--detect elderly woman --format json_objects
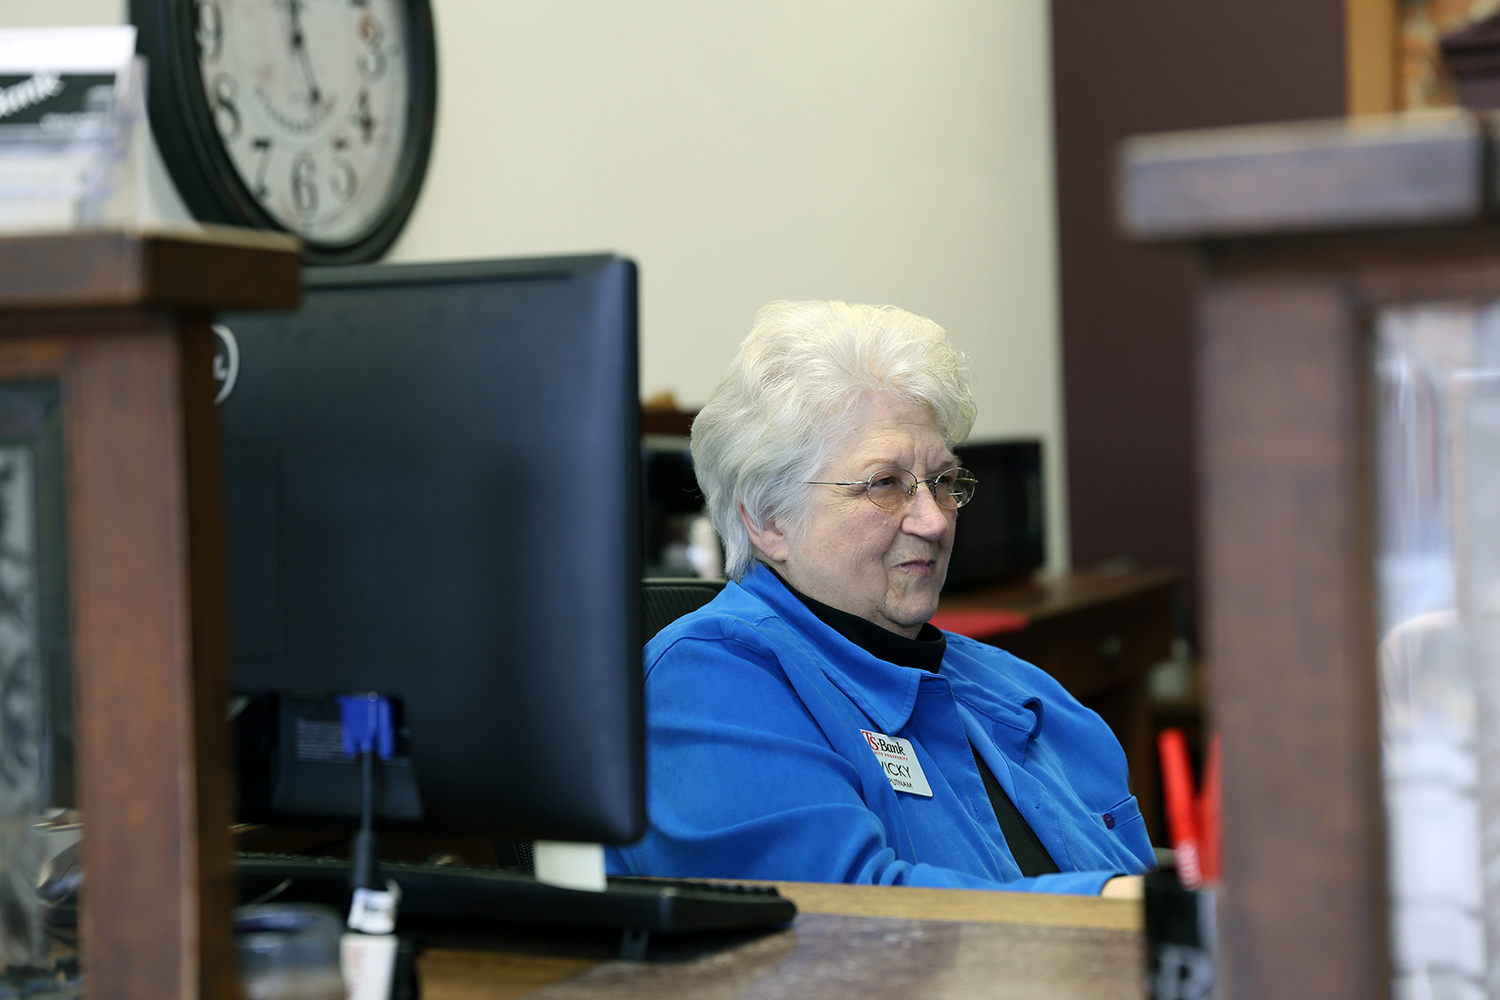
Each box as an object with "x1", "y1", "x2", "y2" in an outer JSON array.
[{"x1": 607, "y1": 300, "x2": 1154, "y2": 895}]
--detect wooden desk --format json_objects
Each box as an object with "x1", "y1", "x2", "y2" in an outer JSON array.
[
  {"x1": 937, "y1": 568, "x2": 1180, "y2": 843},
  {"x1": 415, "y1": 882, "x2": 1145, "y2": 1000}
]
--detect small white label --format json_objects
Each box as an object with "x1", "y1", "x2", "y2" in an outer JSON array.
[{"x1": 860, "y1": 729, "x2": 933, "y2": 797}]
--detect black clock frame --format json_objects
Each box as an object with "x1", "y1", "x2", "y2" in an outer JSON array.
[{"x1": 130, "y1": 0, "x2": 438, "y2": 265}]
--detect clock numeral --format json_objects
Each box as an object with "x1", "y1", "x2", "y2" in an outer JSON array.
[
  {"x1": 196, "y1": 1, "x2": 224, "y2": 62},
  {"x1": 250, "y1": 138, "x2": 273, "y2": 198},
  {"x1": 331, "y1": 159, "x2": 358, "y2": 202},
  {"x1": 292, "y1": 153, "x2": 319, "y2": 216},
  {"x1": 351, "y1": 89, "x2": 376, "y2": 144},
  {"x1": 210, "y1": 74, "x2": 241, "y2": 141},
  {"x1": 357, "y1": 16, "x2": 387, "y2": 81}
]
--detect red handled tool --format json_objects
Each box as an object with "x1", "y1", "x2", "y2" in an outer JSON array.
[{"x1": 1158, "y1": 727, "x2": 1219, "y2": 888}]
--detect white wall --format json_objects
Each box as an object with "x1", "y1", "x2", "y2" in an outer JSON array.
[{"x1": 0, "y1": 0, "x2": 1070, "y2": 569}]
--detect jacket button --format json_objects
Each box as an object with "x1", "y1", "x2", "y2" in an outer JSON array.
[{"x1": 1102, "y1": 812, "x2": 1116, "y2": 829}]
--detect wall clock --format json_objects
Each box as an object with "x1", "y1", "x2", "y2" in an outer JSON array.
[{"x1": 130, "y1": 0, "x2": 437, "y2": 265}]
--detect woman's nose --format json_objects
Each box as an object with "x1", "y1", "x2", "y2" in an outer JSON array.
[{"x1": 902, "y1": 485, "x2": 952, "y2": 539}]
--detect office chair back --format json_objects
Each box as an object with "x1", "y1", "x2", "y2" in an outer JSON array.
[{"x1": 642, "y1": 578, "x2": 726, "y2": 642}]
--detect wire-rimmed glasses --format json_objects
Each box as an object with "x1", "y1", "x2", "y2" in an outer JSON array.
[{"x1": 806, "y1": 467, "x2": 978, "y2": 511}]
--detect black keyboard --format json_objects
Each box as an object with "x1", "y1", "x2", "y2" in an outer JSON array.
[{"x1": 237, "y1": 852, "x2": 796, "y2": 954}]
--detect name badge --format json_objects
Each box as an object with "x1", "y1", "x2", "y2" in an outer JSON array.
[{"x1": 860, "y1": 729, "x2": 933, "y2": 797}]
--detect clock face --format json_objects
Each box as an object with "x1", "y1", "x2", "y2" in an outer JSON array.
[
  {"x1": 195, "y1": 0, "x2": 412, "y2": 247},
  {"x1": 132, "y1": 0, "x2": 435, "y2": 263}
]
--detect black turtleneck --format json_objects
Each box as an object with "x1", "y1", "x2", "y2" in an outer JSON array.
[
  {"x1": 769, "y1": 566, "x2": 1060, "y2": 877},
  {"x1": 779, "y1": 578, "x2": 948, "y2": 671}
]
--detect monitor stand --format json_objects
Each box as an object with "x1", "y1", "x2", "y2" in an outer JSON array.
[{"x1": 533, "y1": 840, "x2": 606, "y2": 892}]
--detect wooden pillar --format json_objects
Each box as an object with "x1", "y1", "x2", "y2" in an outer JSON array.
[
  {"x1": 1347, "y1": 0, "x2": 1401, "y2": 115},
  {"x1": 1118, "y1": 111, "x2": 1500, "y2": 999},
  {"x1": 0, "y1": 231, "x2": 300, "y2": 999},
  {"x1": 1197, "y1": 267, "x2": 1386, "y2": 1000}
]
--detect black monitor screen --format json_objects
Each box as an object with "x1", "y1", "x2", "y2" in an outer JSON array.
[
  {"x1": 944, "y1": 439, "x2": 1045, "y2": 591},
  {"x1": 217, "y1": 255, "x2": 643, "y2": 845}
]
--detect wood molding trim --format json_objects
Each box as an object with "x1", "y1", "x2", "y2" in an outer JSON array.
[{"x1": 1348, "y1": 0, "x2": 1401, "y2": 114}]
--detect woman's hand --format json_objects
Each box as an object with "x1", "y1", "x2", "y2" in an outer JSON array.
[{"x1": 1100, "y1": 875, "x2": 1144, "y2": 900}]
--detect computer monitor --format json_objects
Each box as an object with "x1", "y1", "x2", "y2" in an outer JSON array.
[
  {"x1": 217, "y1": 254, "x2": 644, "y2": 847},
  {"x1": 944, "y1": 439, "x2": 1046, "y2": 591}
]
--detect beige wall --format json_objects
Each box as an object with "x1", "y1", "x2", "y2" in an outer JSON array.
[{"x1": 2, "y1": 0, "x2": 1070, "y2": 569}]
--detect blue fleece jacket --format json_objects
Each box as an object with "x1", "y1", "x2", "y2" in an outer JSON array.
[{"x1": 606, "y1": 564, "x2": 1156, "y2": 894}]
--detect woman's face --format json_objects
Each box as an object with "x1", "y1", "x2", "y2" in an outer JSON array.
[{"x1": 745, "y1": 395, "x2": 957, "y2": 638}]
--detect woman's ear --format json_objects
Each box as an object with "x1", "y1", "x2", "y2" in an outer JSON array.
[{"x1": 739, "y1": 502, "x2": 788, "y2": 564}]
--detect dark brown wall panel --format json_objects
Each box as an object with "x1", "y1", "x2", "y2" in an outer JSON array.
[{"x1": 1050, "y1": 0, "x2": 1346, "y2": 643}]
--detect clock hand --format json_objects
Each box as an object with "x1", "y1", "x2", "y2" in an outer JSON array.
[{"x1": 286, "y1": 0, "x2": 322, "y2": 106}]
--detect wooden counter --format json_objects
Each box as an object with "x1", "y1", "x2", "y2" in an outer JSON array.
[{"x1": 415, "y1": 882, "x2": 1145, "y2": 1000}]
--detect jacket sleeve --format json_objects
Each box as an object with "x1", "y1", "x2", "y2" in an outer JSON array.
[{"x1": 605, "y1": 631, "x2": 1131, "y2": 895}]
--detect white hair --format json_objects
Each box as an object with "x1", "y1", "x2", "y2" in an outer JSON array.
[{"x1": 691, "y1": 300, "x2": 976, "y2": 580}]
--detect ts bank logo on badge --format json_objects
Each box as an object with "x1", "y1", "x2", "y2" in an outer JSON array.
[{"x1": 860, "y1": 730, "x2": 934, "y2": 797}]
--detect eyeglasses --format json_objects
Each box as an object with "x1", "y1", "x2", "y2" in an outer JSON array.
[{"x1": 806, "y1": 467, "x2": 978, "y2": 511}]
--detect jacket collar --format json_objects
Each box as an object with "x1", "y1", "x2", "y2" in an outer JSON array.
[
  {"x1": 764, "y1": 565, "x2": 947, "y2": 671},
  {"x1": 739, "y1": 563, "x2": 932, "y2": 733}
]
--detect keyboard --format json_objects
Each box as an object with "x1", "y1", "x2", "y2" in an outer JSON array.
[{"x1": 237, "y1": 852, "x2": 797, "y2": 953}]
